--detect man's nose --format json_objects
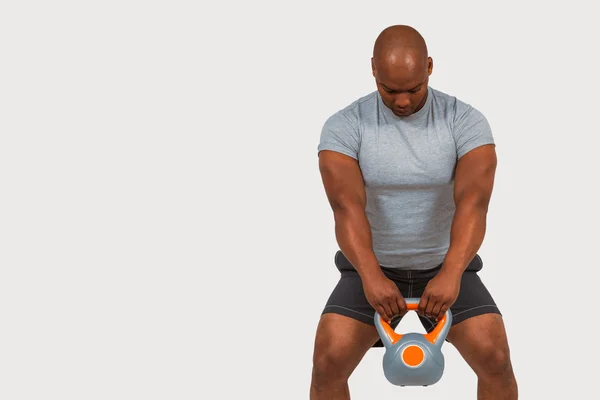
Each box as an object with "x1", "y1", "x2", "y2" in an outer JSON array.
[{"x1": 394, "y1": 94, "x2": 411, "y2": 108}]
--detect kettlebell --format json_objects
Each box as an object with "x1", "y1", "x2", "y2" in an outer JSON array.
[{"x1": 374, "y1": 298, "x2": 452, "y2": 387}]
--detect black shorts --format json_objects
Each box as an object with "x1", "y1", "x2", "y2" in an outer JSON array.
[{"x1": 322, "y1": 250, "x2": 501, "y2": 347}]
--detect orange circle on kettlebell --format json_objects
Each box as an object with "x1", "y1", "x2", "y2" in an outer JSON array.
[{"x1": 402, "y1": 345, "x2": 425, "y2": 367}]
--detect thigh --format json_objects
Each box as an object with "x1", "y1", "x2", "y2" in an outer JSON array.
[
  {"x1": 312, "y1": 313, "x2": 381, "y2": 378},
  {"x1": 445, "y1": 313, "x2": 512, "y2": 375},
  {"x1": 446, "y1": 312, "x2": 508, "y2": 347}
]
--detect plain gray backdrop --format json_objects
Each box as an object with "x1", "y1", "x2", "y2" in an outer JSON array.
[{"x1": 1, "y1": 1, "x2": 599, "y2": 399}]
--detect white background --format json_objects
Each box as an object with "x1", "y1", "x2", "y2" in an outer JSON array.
[{"x1": 1, "y1": 1, "x2": 599, "y2": 399}]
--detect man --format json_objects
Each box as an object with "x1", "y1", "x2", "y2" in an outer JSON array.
[{"x1": 311, "y1": 25, "x2": 518, "y2": 399}]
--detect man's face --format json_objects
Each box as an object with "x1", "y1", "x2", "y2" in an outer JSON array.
[{"x1": 372, "y1": 57, "x2": 432, "y2": 117}]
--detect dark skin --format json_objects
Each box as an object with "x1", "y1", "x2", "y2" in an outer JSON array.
[
  {"x1": 323, "y1": 25, "x2": 496, "y2": 324},
  {"x1": 313, "y1": 25, "x2": 516, "y2": 400},
  {"x1": 372, "y1": 25, "x2": 431, "y2": 118}
]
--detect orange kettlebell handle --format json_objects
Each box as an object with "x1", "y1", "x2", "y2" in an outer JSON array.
[{"x1": 378, "y1": 302, "x2": 449, "y2": 345}]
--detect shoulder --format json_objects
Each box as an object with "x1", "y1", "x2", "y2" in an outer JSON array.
[
  {"x1": 429, "y1": 87, "x2": 488, "y2": 127},
  {"x1": 323, "y1": 91, "x2": 378, "y2": 129},
  {"x1": 429, "y1": 88, "x2": 494, "y2": 157},
  {"x1": 318, "y1": 93, "x2": 378, "y2": 158}
]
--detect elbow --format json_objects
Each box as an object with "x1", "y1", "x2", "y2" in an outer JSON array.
[
  {"x1": 329, "y1": 197, "x2": 365, "y2": 217},
  {"x1": 331, "y1": 202, "x2": 359, "y2": 215},
  {"x1": 455, "y1": 192, "x2": 491, "y2": 213}
]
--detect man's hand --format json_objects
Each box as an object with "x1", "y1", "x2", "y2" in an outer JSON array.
[
  {"x1": 363, "y1": 274, "x2": 408, "y2": 324},
  {"x1": 418, "y1": 270, "x2": 462, "y2": 321}
]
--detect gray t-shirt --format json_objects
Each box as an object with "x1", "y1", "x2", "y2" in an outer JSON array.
[{"x1": 317, "y1": 87, "x2": 495, "y2": 270}]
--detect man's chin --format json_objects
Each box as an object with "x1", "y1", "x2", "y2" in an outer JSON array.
[{"x1": 393, "y1": 109, "x2": 412, "y2": 117}]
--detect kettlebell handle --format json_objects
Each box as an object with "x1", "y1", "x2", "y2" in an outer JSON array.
[{"x1": 374, "y1": 298, "x2": 452, "y2": 349}]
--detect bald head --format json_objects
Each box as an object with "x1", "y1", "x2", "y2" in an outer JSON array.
[
  {"x1": 371, "y1": 25, "x2": 432, "y2": 118},
  {"x1": 372, "y1": 25, "x2": 428, "y2": 72}
]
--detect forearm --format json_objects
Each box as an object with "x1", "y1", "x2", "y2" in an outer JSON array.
[
  {"x1": 333, "y1": 206, "x2": 384, "y2": 280},
  {"x1": 441, "y1": 196, "x2": 488, "y2": 275}
]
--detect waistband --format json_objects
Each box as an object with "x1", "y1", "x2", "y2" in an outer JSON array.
[{"x1": 334, "y1": 250, "x2": 482, "y2": 279}]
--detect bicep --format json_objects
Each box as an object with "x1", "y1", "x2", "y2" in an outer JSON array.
[
  {"x1": 454, "y1": 144, "x2": 497, "y2": 207},
  {"x1": 318, "y1": 150, "x2": 366, "y2": 211}
]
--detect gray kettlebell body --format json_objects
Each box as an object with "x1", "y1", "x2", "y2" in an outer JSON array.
[{"x1": 374, "y1": 298, "x2": 452, "y2": 387}]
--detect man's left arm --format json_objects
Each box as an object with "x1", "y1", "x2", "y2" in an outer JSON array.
[
  {"x1": 442, "y1": 143, "x2": 497, "y2": 275},
  {"x1": 418, "y1": 144, "x2": 497, "y2": 320}
]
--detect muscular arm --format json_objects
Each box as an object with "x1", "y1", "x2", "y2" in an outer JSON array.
[
  {"x1": 318, "y1": 150, "x2": 384, "y2": 280},
  {"x1": 441, "y1": 144, "x2": 497, "y2": 275}
]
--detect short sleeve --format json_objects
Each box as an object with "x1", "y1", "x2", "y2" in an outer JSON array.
[
  {"x1": 453, "y1": 104, "x2": 495, "y2": 160},
  {"x1": 317, "y1": 111, "x2": 360, "y2": 160}
]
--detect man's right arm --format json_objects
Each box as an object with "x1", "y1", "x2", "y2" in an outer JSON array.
[
  {"x1": 318, "y1": 150, "x2": 383, "y2": 281},
  {"x1": 318, "y1": 150, "x2": 407, "y2": 322}
]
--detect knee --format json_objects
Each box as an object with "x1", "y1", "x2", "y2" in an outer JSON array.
[
  {"x1": 476, "y1": 343, "x2": 512, "y2": 378},
  {"x1": 312, "y1": 349, "x2": 349, "y2": 389}
]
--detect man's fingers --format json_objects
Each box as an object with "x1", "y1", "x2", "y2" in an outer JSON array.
[
  {"x1": 375, "y1": 305, "x2": 390, "y2": 323},
  {"x1": 376, "y1": 303, "x2": 393, "y2": 323},
  {"x1": 418, "y1": 296, "x2": 428, "y2": 316},
  {"x1": 424, "y1": 298, "x2": 437, "y2": 318},
  {"x1": 389, "y1": 297, "x2": 401, "y2": 318},
  {"x1": 431, "y1": 301, "x2": 444, "y2": 320},
  {"x1": 382, "y1": 302, "x2": 395, "y2": 323},
  {"x1": 437, "y1": 305, "x2": 449, "y2": 321},
  {"x1": 419, "y1": 292, "x2": 433, "y2": 316},
  {"x1": 397, "y1": 296, "x2": 408, "y2": 316}
]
